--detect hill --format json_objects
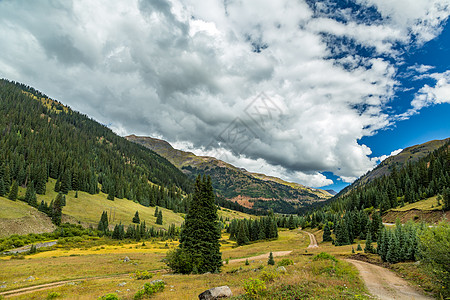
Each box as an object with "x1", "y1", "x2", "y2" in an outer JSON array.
[
  {"x1": 336, "y1": 138, "x2": 450, "y2": 198},
  {"x1": 0, "y1": 177, "x2": 254, "y2": 237},
  {"x1": 126, "y1": 135, "x2": 332, "y2": 214},
  {"x1": 0, "y1": 79, "x2": 193, "y2": 217}
]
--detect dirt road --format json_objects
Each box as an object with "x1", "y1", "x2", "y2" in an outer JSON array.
[
  {"x1": 346, "y1": 259, "x2": 432, "y2": 300},
  {"x1": 305, "y1": 231, "x2": 318, "y2": 248},
  {"x1": 226, "y1": 251, "x2": 292, "y2": 264}
]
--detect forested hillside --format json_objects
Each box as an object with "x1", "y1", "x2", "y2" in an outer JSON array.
[
  {"x1": 328, "y1": 139, "x2": 450, "y2": 213},
  {"x1": 0, "y1": 79, "x2": 192, "y2": 213}
]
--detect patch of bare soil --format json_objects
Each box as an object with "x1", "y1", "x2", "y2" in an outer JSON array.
[
  {"x1": 0, "y1": 210, "x2": 55, "y2": 238},
  {"x1": 382, "y1": 209, "x2": 449, "y2": 224},
  {"x1": 346, "y1": 259, "x2": 433, "y2": 300}
]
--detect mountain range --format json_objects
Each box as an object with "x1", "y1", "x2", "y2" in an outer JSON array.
[{"x1": 126, "y1": 135, "x2": 332, "y2": 214}]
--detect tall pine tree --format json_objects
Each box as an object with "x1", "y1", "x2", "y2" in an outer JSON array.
[{"x1": 167, "y1": 175, "x2": 222, "y2": 274}]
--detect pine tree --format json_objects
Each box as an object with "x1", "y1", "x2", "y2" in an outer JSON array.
[
  {"x1": 97, "y1": 211, "x2": 109, "y2": 234},
  {"x1": 443, "y1": 187, "x2": 450, "y2": 211},
  {"x1": 75, "y1": 190, "x2": 78, "y2": 198},
  {"x1": 364, "y1": 231, "x2": 375, "y2": 254},
  {"x1": 167, "y1": 175, "x2": 222, "y2": 274},
  {"x1": 107, "y1": 188, "x2": 115, "y2": 201},
  {"x1": 287, "y1": 215, "x2": 296, "y2": 230},
  {"x1": 322, "y1": 222, "x2": 332, "y2": 242},
  {"x1": 25, "y1": 182, "x2": 37, "y2": 207},
  {"x1": 236, "y1": 221, "x2": 249, "y2": 246},
  {"x1": 156, "y1": 210, "x2": 163, "y2": 225},
  {"x1": 132, "y1": 211, "x2": 140, "y2": 224},
  {"x1": 8, "y1": 180, "x2": 18, "y2": 201},
  {"x1": 268, "y1": 252, "x2": 275, "y2": 265},
  {"x1": 356, "y1": 243, "x2": 362, "y2": 251},
  {"x1": 154, "y1": 206, "x2": 159, "y2": 217},
  {"x1": 60, "y1": 170, "x2": 71, "y2": 194},
  {"x1": 52, "y1": 192, "x2": 63, "y2": 226},
  {"x1": 0, "y1": 178, "x2": 5, "y2": 196}
]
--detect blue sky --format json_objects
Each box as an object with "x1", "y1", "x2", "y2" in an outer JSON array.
[{"x1": 0, "y1": 0, "x2": 449, "y2": 191}]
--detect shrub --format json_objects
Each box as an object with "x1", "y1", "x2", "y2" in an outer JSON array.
[
  {"x1": 268, "y1": 252, "x2": 275, "y2": 265},
  {"x1": 259, "y1": 270, "x2": 280, "y2": 282},
  {"x1": 134, "y1": 280, "x2": 165, "y2": 300},
  {"x1": 243, "y1": 278, "x2": 266, "y2": 299},
  {"x1": 312, "y1": 252, "x2": 337, "y2": 262},
  {"x1": 134, "y1": 270, "x2": 154, "y2": 280},
  {"x1": 98, "y1": 293, "x2": 119, "y2": 300},
  {"x1": 277, "y1": 258, "x2": 293, "y2": 267},
  {"x1": 245, "y1": 259, "x2": 249, "y2": 266},
  {"x1": 46, "y1": 292, "x2": 61, "y2": 299}
]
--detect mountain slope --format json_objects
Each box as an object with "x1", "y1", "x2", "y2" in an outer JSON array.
[
  {"x1": 126, "y1": 135, "x2": 332, "y2": 214},
  {"x1": 336, "y1": 138, "x2": 450, "y2": 198},
  {"x1": 0, "y1": 79, "x2": 192, "y2": 213}
]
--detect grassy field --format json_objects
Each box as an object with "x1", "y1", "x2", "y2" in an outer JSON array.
[
  {"x1": 392, "y1": 196, "x2": 443, "y2": 211},
  {"x1": 0, "y1": 179, "x2": 254, "y2": 237},
  {"x1": 0, "y1": 230, "x2": 371, "y2": 299}
]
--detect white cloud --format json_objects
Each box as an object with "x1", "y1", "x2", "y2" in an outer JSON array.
[
  {"x1": 371, "y1": 148, "x2": 403, "y2": 164},
  {"x1": 0, "y1": 0, "x2": 448, "y2": 188}
]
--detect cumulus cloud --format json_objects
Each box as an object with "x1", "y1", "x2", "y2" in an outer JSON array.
[{"x1": 0, "y1": 0, "x2": 448, "y2": 187}]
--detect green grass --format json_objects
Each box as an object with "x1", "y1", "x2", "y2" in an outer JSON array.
[
  {"x1": 0, "y1": 197, "x2": 33, "y2": 219},
  {"x1": 392, "y1": 196, "x2": 444, "y2": 211}
]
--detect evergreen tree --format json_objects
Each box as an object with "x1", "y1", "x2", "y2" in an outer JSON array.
[
  {"x1": 132, "y1": 211, "x2": 140, "y2": 224},
  {"x1": 356, "y1": 243, "x2": 362, "y2": 251},
  {"x1": 154, "y1": 206, "x2": 159, "y2": 217},
  {"x1": 8, "y1": 180, "x2": 18, "y2": 201},
  {"x1": 364, "y1": 231, "x2": 375, "y2": 254},
  {"x1": 0, "y1": 178, "x2": 5, "y2": 196},
  {"x1": 51, "y1": 192, "x2": 63, "y2": 226},
  {"x1": 75, "y1": 190, "x2": 78, "y2": 198},
  {"x1": 443, "y1": 187, "x2": 450, "y2": 211},
  {"x1": 322, "y1": 222, "x2": 332, "y2": 242},
  {"x1": 236, "y1": 221, "x2": 249, "y2": 246},
  {"x1": 25, "y1": 182, "x2": 37, "y2": 207},
  {"x1": 107, "y1": 188, "x2": 115, "y2": 201},
  {"x1": 60, "y1": 170, "x2": 71, "y2": 194},
  {"x1": 167, "y1": 175, "x2": 222, "y2": 274},
  {"x1": 334, "y1": 220, "x2": 350, "y2": 246},
  {"x1": 287, "y1": 215, "x2": 296, "y2": 230},
  {"x1": 268, "y1": 252, "x2": 275, "y2": 265},
  {"x1": 156, "y1": 210, "x2": 163, "y2": 225},
  {"x1": 97, "y1": 211, "x2": 109, "y2": 234}
]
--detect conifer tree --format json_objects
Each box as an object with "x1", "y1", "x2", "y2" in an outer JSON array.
[
  {"x1": 443, "y1": 187, "x2": 450, "y2": 211},
  {"x1": 167, "y1": 175, "x2": 221, "y2": 274},
  {"x1": 268, "y1": 252, "x2": 275, "y2": 265},
  {"x1": 356, "y1": 243, "x2": 362, "y2": 251},
  {"x1": 8, "y1": 180, "x2": 18, "y2": 201},
  {"x1": 322, "y1": 222, "x2": 332, "y2": 242},
  {"x1": 0, "y1": 178, "x2": 5, "y2": 196},
  {"x1": 154, "y1": 206, "x2": 159, "y2": 217},
  {"x1": 25, "y1": 182, "x2": 37, "y2": 207},
  {"x1": 364, "y1": 231, "x2": 375, "y2": 254},
  {"x1": 97, "y1": 211, "x2": 109, "y2": 234},
  {"x1": 236, "y1": 221, "x2": 249, "y2": 245},
  {"x1": 107, "y1": 188, "x2": 115, "y2": 201},
  {"x1": 52, "y1": 192, "x2": 63, "y2": 226},
  {"x1": 156, "y1": 210, "x2": 163, "y2": 225},
  {"x1": 132, "y1": 211, "x2": 140, "y2": 224}
]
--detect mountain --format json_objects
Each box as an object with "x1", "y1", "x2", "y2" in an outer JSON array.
[
  {"x1": 126, "y1": 135, "x2": 332, "y2": 214},
  {"x1": 0, "y1": 79, "x2": 192, "y2": 214},
  {"x1": 336, "y1": 138, "x2": 450, "y2": 198}
]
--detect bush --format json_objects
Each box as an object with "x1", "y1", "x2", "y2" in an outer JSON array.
[
  {"x1": 259, "y1": 270, "x2": 280, "y2": 282},
  {"x1": 277, "y1": 258, "x2": 293, "y2": 267},
  {"x1": 312, "y1": 252, "x2": 337, "y2": 262},
  {"x1": 134, "y1": 270, "x2": 154, "y2": 280},
  {"x1": 243, "y1": 278, "x2": 267, "y2": 299},
  {"x1": 46, "y1": 292, "x2": 61, "y2": 299},
  {"x1": 418, "y1": 222, "x2": 450, "y2": 298},
  {"x1": 98, "y1": 293, "x2": 119, "y2": 300},
  {"x1": 134, "y1": 280, "x2": 165, "y2": 300}
]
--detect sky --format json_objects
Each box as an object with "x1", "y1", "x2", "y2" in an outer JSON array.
[{"x1": 1, "y1": 0, "x2": 449, "y2": 192}]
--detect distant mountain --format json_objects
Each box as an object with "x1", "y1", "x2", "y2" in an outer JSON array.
[
  {"x1": 336, "y1": 138, "x2": 450, "y2": 198},
  {"x1": 325, "y1": 189, "x2": 337, "y2": 196},
  {"x1": 126, "y1": 135, "x2": 332, "y2": 214}
]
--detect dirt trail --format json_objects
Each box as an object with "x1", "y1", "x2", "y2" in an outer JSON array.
[
  {"x1": 0, "y1": 273, "x2": 135, "y2": 298},
  {"x1": 305, "y1": 231, "x2": 318, "y2": 248},
  {"x1": 346, "y1": 259, "x2": 432, "y2": 300},
  {"x1": 226, "y1": 251, "x2": 292, "y2": 264}
]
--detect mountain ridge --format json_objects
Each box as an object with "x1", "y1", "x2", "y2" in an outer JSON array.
[{"x1": 126, "y1": 135, "x2": 332, "y2": 214}]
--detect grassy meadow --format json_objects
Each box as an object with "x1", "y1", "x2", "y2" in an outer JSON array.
[{"x1": 0, "y1": 229, "x2": 374, "y2": 299}]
